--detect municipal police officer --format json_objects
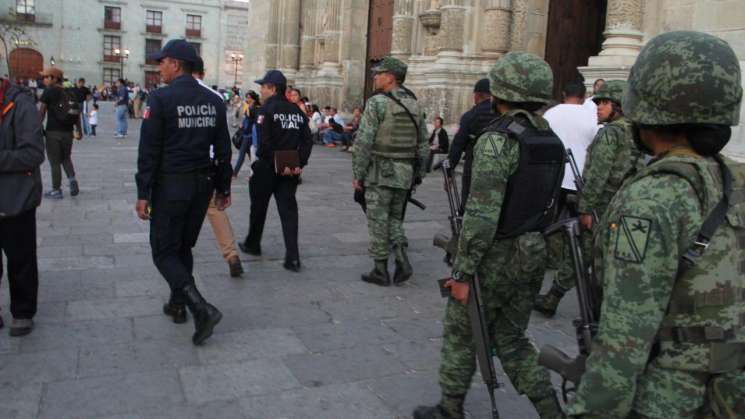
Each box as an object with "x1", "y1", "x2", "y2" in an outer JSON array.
[
  {"x1": 135, "y1": 39, "x2": 231, "y2": 346},
  {"x1": 239, "y1": 70, "x2": 312, "y2": 272}
]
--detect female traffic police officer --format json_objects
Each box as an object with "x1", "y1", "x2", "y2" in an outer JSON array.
[
  {"x1": 135, "y1": 39, "x2": 232, "y2": 346},
  {"x1": 567, "y1": 31, "x2": 745, "y2": 418}
]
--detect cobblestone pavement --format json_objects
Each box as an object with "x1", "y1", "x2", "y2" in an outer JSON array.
[{"x1": 0, "y1": 102, "x2": 580, "y2": 419}]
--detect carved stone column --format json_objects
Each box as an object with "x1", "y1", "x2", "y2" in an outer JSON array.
[
  {"x1": 264, "y1": 1, "x2": 280, "y2": 68},
  {"x1": 438, "y1": 4, "x2": 466, "y2": 53},
  {"x1": 482, "y1": 0, "x2": 511, "y2": 53},
  {"x1": 279, "y1": 0, "x2": 301, "y2": 78},
  {"x1": 509, "y1": 0, "x2": 527, "y2": 51},
  {"x1": 391, "y1": 0, "x2": 415, "y2": 59},
  {"x1": 320, "y1": 0, "x2": 341, "y2": 64},
  {"x1": 299, "y1": 0, "x2": 317, "y2": 70}
]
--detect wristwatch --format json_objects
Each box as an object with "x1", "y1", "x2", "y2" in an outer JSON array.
[{"x1": 451, "y1": 270, "x2": 472, "y2": 283}]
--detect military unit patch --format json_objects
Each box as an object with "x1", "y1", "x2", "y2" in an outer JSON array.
[{"x1": 614, "y1": 215, "x2": 652, "y2": 263}]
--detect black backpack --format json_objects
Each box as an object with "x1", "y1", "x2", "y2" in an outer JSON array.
[{"x1": 51, "y1": 88, "x2": 81, "y2": 125}]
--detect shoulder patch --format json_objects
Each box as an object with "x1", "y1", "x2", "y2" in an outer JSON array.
[
  {"x1": 614, "y1": 215, "x2": 652, "y2": 263},
  {"x1": 257, "y1": 114, "x2": 264, "y2": 125}
]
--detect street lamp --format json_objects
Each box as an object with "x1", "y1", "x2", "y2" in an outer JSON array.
[
  {"x1": 230, "y1": 53, "x2": 243, "y2": 87},
  {"x1": 113, "y1": 48, "x2": 130, "y2": 80},
  {"x1": 50, "y1": 56, "x2": 55, "y2": 66}
]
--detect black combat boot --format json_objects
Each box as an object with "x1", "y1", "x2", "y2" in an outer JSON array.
[
  {"x1": 163, "y1": 291, "x2": 187, "y2": 324},
  {"x1": 393, "y1": 245, "x2": 413, "y2": 285},
  {"x1": 413, "y1": 394, "x2": 465, "y2": 419},
  {"x1": 533, "y1": 283, "x2": 568, "y2": 318},
  {"x1": 181, "y1": 284, "x2": 222, "y2": 345},
  {"x1": 238, "y1": 241, "x2": 262, "y2": 256},
  {"x1": 361, "y1": 259, "x2": 390, "y2": 286}
]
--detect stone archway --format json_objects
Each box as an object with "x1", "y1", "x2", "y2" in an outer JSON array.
[{"x1": 9, "y1": 48, "x2": 43, "y2": 80}]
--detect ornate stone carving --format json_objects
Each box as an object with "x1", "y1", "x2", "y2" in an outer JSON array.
[
  {"x1": 418, "y1": 9, "x2": 441, "y2": 35},
  {"x1": 606, "y1": 0, "x2": 642, "y2": 31},
  {"x1": 481, "y1": 7, "x2": 511, "y2": 53},
  {"x1": 438, "y1": 6, "x2": 465, "y2": 52},
  {"x1": 392, "y1": 16, "x2": 415, "y2": 56},
  {"x1": 510, "y1": 0, "x2": 528, "y2": 51}
]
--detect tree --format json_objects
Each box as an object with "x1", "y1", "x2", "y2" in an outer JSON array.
[{"x1": 0, "y1": 12, "x2": 36, "y2": 80}]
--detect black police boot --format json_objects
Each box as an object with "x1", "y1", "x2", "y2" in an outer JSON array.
[
  {"x1": 238, "y1": 241, "x2": 262, "y2": 256},
  {"x1": 392, "y1": 245, "x2": 413, "y2": 285},
  {"x1": 181, "y1": 284, "x2": 222, "y2": 346},
  {"x1": 413, "y1": 395, "x2": 465, "y2": 419},
  {"x1": 163, "y1": 291, "x2": 187, "y2": 324},
  {"x1": 283, "y1": 259, "x2": 301, "y2": 273},
  {"x1": 361, "y1": 259, "x2": 390, "y2": 286},
  {"x1": 533, "y1": 283, "x2": 567, "y2": 318}
]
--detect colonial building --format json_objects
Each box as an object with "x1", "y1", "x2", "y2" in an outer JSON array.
[
  {"x1": 0, "y1": 0, "x2": 266, "y2": 89},
  {"x1": 263, "y1": 0, "x2": 745, "y2": 160}
]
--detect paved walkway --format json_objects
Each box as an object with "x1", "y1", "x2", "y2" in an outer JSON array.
[{"x1": 1, "y1": 102, "x2": 579, "y2": 419}]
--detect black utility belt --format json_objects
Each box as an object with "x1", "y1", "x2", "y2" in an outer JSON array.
[{"x1": 158, "y1": 169, "x2": 212, "y2": 180}]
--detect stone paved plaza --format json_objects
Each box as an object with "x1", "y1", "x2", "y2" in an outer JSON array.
[{"x1": 0, "y1": 102, "x2": 580, "y2": 419}]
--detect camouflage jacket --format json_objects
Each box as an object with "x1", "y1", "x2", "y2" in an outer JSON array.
[
  {"x1": 452, "y1": 110, "x2": 551, "y2": 276},
  {"x1": 352, "y1": 87, "x2": 429, "y2": 190},
  {"x1": 567, "y1": 148, "x2": 742, "y2": 418},
  {"x1": 577, "y1": 117, "x2": 644, "y2": 218}
]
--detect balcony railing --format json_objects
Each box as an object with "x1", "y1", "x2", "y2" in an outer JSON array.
[
  {"x1": 146, "y1": 24, "x2": 161, "y2": 34},
  {"x1": 0, "y1": 9, "x2": 53, "y2": 26},
  {"x1": 185, "y1": 28, "x2": 201, "y2": 38},
  {"x1": 104, "y1": 20, "x2": 121, "y2": 30},
  {"x1": 103, "y1": 54, "x2": 121, "y2": 63}
]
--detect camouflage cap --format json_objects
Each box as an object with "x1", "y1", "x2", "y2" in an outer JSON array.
[
  {"x1": 488, "y1": 52, "x2": 553, "y2": 104},
  {"x1": 371, "y1": 56, "x2": 407, "y2": 82},
  {"x1": 592, "y1": 80, "x2": 627, "y2": 105},
  {"x1": 625, "y1": 31, "x2": 742, "y2": 126}
]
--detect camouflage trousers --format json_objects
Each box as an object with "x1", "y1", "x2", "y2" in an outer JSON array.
[
  {"x1": 438, "y1": 233, "x2": 557, "y2": 406},
  {"x1": 549, "y1": 225, "x2": 593, "y2": 292},
  {"x1": 365, "y1": 185, "x2": 408, "y2": 259}
]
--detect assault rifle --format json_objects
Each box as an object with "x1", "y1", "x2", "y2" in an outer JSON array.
[
  {"x1": 566, "y1": 149, "x2": 599, "y2": 223},
  {"x1": 432, "y1": 159, "x2": 461, "y2": 259},
  {"x1": 433, "y1": 160, "x2": 500, "y2": 419},
  {"x1": 538, "y1": 216, "x2": 598, "y2": 401}
]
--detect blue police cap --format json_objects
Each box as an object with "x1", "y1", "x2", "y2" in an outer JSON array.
[
  {"x1": 254, "y1": 70, "x2": 287, "y2": 86},
  {"x1": 148, "y1": 39, "x2": 199, "y2": 63},
  {"x1": 474, "y1": 78, "x2": 490, "y2": 94}
]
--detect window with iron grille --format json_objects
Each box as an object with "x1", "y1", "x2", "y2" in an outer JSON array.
[
  {"x1": 104, "y1": 6, "x2": 121, "y2": 29},
  {"x1": 16, "y1": 0, "x2": 35, "y2": 15},
  {"x1": 186, "y1": 14, "x2": 201, "y2": 37},
  {"x1": 103, "y1": 35, "x2": 121, "y2": 61},
  {"x1": 146, "y1": 10, "x2": 162, "y2": 33},
  {"x1": 103, "y1": 68, "x2": 121, "y2": 86},
  {"x1": 145, "y1": 39, "x2": 162, "y2": 65}
]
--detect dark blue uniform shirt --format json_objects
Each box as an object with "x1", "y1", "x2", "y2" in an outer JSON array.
[
  {"x1": 256, "y1": 95, "x2": 312, "y2": 167},
  {"x1": 136, "y1": 74, "x2": 232, "y2": 200},
  {"x1": 447, "y1": 99, "x2": 495, "y2": 171}
]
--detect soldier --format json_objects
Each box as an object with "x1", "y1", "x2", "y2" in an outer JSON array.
[
  {"x1": 135, "y1": 40, "x2": 229, "y2": 345},
  {"x1": 352, "y1": 56, "x2": 429, "y2": 286},
  {"x1": 534, "y1": 80, "x2": 644, "y2": 317},
  {"x1": 566, "y1": 31, "x2": 745, "y2": 418},
  {"x1": 414, "y1": 52, "x2": 565, "y2": 419}
]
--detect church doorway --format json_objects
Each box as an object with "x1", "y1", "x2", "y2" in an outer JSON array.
[
  {"x1": 544, "y1": 0, "x2": 607, "y2": 100},
  {"x1": 364, "y1": 0, "x2": 394, "y2": 99},
  {"x1": 9, "y1": 48, "x2": 43, "y2": 81}
]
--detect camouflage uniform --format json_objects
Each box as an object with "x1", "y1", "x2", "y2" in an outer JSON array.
[
  {"x1": 538, "y1": 81, "x2": 645, "y2": 308},
  {"x1": 352, "y1": 56, "x2": 429, "y2": 285},
  {"x1": 415, "y1": 52, "x2": 564, "y2": 419},
  {"x1": 567, "y1": 31, "x2": 745, "y2": 419}
]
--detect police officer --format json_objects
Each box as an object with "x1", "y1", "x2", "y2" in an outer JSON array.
[
  {"x1": 567, "y1": 31, "x2": 744, "y2": 419},
  {"x1": 446, "y1": 78, "x2": 496, "y2": 208},
  {"x1": 239, "y1": 70, "x2": 312, "y2": 272},
  {"x1": 352, "y1": 56, "x2": 429, "y2": 286},
  {"x1": 414, "y1": 52, "x2": 565, "y2": 419},
  {"x1": 135, "y1": 39, "x2": 230, "y2": 346},
  {"x1": 534, "y1": 80, "x2": 644, "y2": 317}
]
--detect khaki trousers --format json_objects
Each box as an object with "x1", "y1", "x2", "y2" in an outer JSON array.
[{"x1": 206, "y1": 196, "x2": 238, "y2": 262}]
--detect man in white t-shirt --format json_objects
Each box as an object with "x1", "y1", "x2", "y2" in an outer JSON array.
[
  {"x1": 534, "y1": 79, "x2": 598, "y2": 317},
  {"x1": 192, "y1": 57, "x2": 244, "y2": 279}
]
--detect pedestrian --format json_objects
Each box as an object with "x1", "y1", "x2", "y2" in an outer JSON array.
[
  {"x1": 89, "y1": 103, "x2": 98, "y2": 136},
  {"x1": 234, "y1": 90, "x2": 260, "y2": 177},
  {"x1": 446, "y1": 78, "x2": 496, "y2": 209},
  {"x1": 238, "y1": 70, "x2": 313, "y2": 273},
  {"x1": 566, "y1": 30, "x2": 745, "y2": 418},
  {"x1": 426, "y1": 116, "x2": 449, "y2": 172},
  {"x1": 414, "y1": 52, "x2": 565, "y2": 419},
  {"x1": 135, "y1": 39, "x2": 231, "y2": 346},
  {"x1": 74, "y1": 78, "x2": 91, "y2": 136},
  {"x1": 114, "y1": 78, "x2": 129, "y2": 138},
  {"x1": 0, "y1": 76, "x2": 45, "y2": 336},
  {"x1": 352, "y1": 56, "x2": 429, "y2": 286},
  {"x1": 38, "y1": 66, "x2": 82, "y2": 199},
  {"x1": 533, "y1": 79, "x2": 599, "y2": 317},
  {"x1": 192, "y1": 57, "x2": 244, "y2": 278}
]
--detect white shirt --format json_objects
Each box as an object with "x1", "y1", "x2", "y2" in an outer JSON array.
[
  {"x1": 88, "y1": 109, "x2": 98, "y2": 125},
  {"x1": 543, "y1": 103, "x2": 600, "y2": 190}
]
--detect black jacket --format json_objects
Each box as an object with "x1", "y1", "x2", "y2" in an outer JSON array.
[
  {"x1": 256, "y1": 94, "x2": 313, "y2": 167},
  {"x1": 136, "y1": 75, "x2": 232, "y2": 199},
  {"x1": 447, "y1": 99, "x2": 495, "y2": 175},
  {"x1": 0, "y1": 84, "x2": 45, "y2": 217},
  {"x1": 429, "y1": 128, "x2": 449, "y2": 153}
]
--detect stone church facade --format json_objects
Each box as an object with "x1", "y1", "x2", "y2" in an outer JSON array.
[{"x1": 264, "y1": 0, "x2": 744, "y2": 159}]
